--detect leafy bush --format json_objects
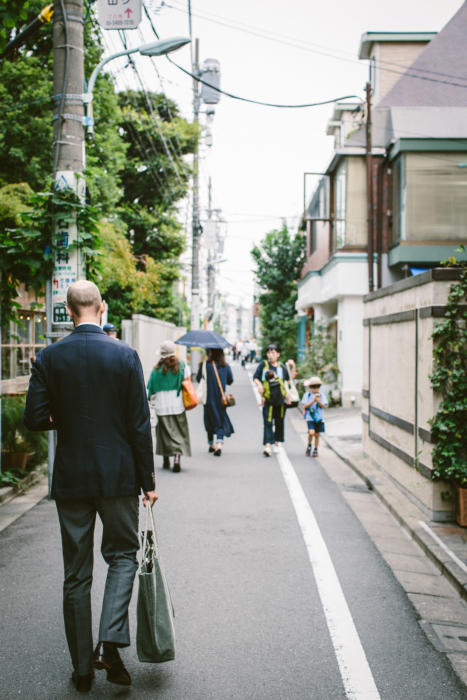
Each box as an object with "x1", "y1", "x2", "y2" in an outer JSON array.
[
  {"x1": 1, "y1": 394, "x2": 48, "y2": 467},
  {"x1": 430, "y1": 261, "x2": 467, "y2": 486}
]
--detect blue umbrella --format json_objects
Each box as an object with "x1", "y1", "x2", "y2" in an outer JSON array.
[{"x1": 174, "y1": 330, "x2": 231, "y2": 349}]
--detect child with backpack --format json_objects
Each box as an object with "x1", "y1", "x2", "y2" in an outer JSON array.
[
  {"x1": 301, "y1": 376, "x2": 328, "y2": 457},
  {"x1": 253, "y1": 344, "x2": 291, "y2": 456},
  {"x1": 261, "y1": 369, "x2": 287, "y2": 456}
]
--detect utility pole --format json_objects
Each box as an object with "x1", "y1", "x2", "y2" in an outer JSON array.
[
  {"x1": 190, "y1": 37, "x2": 201, "y2": 372},
  {"x1": 365, "y1": 81, "x2": 374, "y2": 293},
  {"x1": 47, "y1": 0, "x2": 86, "y2": 488},
  {"x1": 206, "y1": 177, "x2": 215, "y2": 327}
]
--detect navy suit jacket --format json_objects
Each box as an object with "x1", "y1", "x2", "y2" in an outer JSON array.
[{"x1": 24, "y1": 324, "x2": 155, "y2": 500}]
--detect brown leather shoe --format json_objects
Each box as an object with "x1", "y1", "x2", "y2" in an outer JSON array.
[
  {"x1": 173, "y1": 454, "x2": 181, "y2": 472},
  {"x1": 71, "y1": 671, "x2": 93, "y2": 692},
  {"x1": 93, "y1": 642, "x2": 131, "y2": 686}
]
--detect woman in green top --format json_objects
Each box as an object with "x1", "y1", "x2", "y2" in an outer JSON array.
[{"x1": 147, "y1": 340, "x2": 191, "y2": 473}]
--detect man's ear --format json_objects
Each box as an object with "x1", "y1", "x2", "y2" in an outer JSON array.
[
  {"x1": 66, "y1": 305, "x2": 75, "y2": 321},
  {"x1": 99, "y1": 300, "x2": 106, "y2": 315}
]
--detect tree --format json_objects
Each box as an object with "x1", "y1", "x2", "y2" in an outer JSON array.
[
  {"x1": 116, "y1": 90, "x2": 197, "y2": 322},
  {"x1": 0, "y1": 2, "x2": 126, "y2": 211},
  {"x1": 251, "y1": 224, "x2": 306, "y2": 360},
  {"x1": 0, "y1": 5, "x2": 195, "y2": 327}
]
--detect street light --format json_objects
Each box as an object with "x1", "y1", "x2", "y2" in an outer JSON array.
[{"x1": 84, "y1": 37, "x2": 191, "y2": 132}]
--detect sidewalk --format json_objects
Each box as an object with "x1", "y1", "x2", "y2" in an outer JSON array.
[{"x1": 322, "y1": 406, "x2": 467, "y2": 601}]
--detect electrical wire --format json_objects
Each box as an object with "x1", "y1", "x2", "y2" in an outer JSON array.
[
  {"x1": 166, "y1": 55, "x2": 363, "y2": 109},
  {"x1": 166, "y1": 0, "x2": 467, "y2": 88},
  {"x1": 117, "y1": 28, "x2": 186, "y2": 186}
]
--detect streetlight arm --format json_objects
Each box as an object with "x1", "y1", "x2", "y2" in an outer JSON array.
[{"x1": 86, "y1": 47, "x2": 138, "y2": 100}]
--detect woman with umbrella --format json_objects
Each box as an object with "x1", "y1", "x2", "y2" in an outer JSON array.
[
  {"x1": 198, "y1": 349, "x2": 234, "y2": 457},
  {"x1": 175, "y1": 330, "x2": 235, "y2": 456}
]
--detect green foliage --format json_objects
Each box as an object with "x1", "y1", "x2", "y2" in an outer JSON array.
[
  {"x1": 1, "y1": 394, "x2": 48, "y2": 467},
  {"x1": 1, "y1": 183, "x2": 102, "y2": 324},
  {"x1": 296, "y1": 323, "x2": 338, "y2": 379},
  {"x1": 0, "y1": 1, "x2": 38, "y2": 54},
  {"x1": 430, "y1": 260, "x2": 467, "y2": 486},
  {"x1": 251, "y1": 224, "x2": 306, "y2": 359},
  {"x1": 0, "y1": 470, "x2": 23, "y2": 488},
  {"x1": 0, "y1": 8, "x2": 195, "y2": 329}
]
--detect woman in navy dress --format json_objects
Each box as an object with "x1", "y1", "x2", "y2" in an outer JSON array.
[{"x1": 196, "y1": 348, "x2": 234, "y2": 456}]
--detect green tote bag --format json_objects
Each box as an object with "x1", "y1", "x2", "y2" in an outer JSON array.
[{"x1": 136, "y1": 504, "x2": 176, "y2": 663}]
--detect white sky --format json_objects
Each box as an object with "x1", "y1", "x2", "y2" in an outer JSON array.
[{"x1": 99, "y1": 0, "x2": 463, "y2": 307}]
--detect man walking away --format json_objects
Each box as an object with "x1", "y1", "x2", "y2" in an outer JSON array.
[{"x1": 24, "y1": 281, "x2": 158, "y2": 694}]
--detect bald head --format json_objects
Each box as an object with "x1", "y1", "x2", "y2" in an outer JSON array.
[{"x1": 66, "y1": 281, "x2": 104, "y2": 323}]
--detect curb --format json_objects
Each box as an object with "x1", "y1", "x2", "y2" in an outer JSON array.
[
  {"x1": 0, "y1": 469, "x2": 49, "y2": 534},
  {"x1": 0, "y1": 466, "x2": 46, "y2": 504},
  {"x1": 324, "y1": 435, "x2": 467, "y2": 603}
]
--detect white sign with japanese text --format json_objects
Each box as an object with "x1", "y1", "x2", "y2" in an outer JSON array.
[
  {"x1": 97, "y1": 0, "x2": 142, "y2": 30},
  {"x1": 52, "y1": 172, "x2": 86, "y2": 326}
]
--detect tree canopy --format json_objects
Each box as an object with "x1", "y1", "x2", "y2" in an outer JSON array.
[
  {"x1": 251, "y1": 224, "x2": 306, "y2": 360},
  {"x1": 0, "y1": 2, "x2": 196, "y2": 328}
]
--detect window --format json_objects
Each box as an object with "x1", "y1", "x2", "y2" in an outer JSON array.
[
  {"x1": 1, "y1": 312, "x2": 46, "y2": 381},
  {"x1": 334, "y1": 162, "x2": 347, "y2": 247},
  {"x1": 406, "y1": 152, "x2": 467, "y2": 241},
  {"x1": 391, "y1": 152, "x2": 467, "y2": 244}
]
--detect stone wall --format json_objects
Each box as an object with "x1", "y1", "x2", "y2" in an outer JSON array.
[
  {"x1": 121, "y1": 314, "x2": 186, "y2": 385},
  {"x1": 363, "y1": 268, "x2": 460, "y2": 521}
]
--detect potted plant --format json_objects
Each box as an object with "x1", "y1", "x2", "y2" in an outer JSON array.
[
  {"x1": 430, "y1": 260, "x2": 467, "y2": 526},
  {"x1": 1, "y1": 395, "x2": 47, "y2": 472}
]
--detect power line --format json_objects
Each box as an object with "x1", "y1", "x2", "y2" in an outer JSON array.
[
  {"x1": 166, "y1": 0, "x2": 467, "y2": 88},
  {"x1": 166, "y1": 55, "x2": 363, "y2": 109}
]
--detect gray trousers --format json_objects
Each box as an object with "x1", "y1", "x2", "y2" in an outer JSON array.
[{"x1": 56, "y1": 496, "x2": 139, "y2": 675}]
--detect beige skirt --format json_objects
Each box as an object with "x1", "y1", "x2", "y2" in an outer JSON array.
[{"x1": 155, "y1": 412, "x2": 191, "y2": 456}]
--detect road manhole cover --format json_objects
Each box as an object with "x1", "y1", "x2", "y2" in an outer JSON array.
[{"x1": 420, "y1": 621, "x2": 467, "y2": 653}]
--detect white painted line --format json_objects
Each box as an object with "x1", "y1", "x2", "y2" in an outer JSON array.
[
  {"x1": 247, "y1": 370, "x2": 262, "y2": 408},
  {"x1": 277, "y1": 447, "x2": 380, "y2": 700},
  {"x1": 418, "y1": 520, "x2": 467, "y2": 575},
  {"x1": 247, "y1": 370, "x2": 380, "y2": 699}
]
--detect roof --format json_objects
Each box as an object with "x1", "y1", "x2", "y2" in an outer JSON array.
[
  {"x1": 379, "y1": 2, "x2": 467, "y2": 107},
  {"x1": 358, "y1": 32, "x2": 436, "y2": 60}
]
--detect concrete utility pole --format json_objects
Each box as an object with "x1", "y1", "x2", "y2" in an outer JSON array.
[
  {"x1": 47, "y1": 0, "x2": 86, "y2": 489},
  {"x1": 190, "y1": 38, "x2": 201, "y2": 372},
  {"x1": 206, "y1": 177, "x2": 215, "y2": 327},
  {"x1": 51, "y1": 0, "x2": 86, "y2": 318},
  {"x1": 365, "y1": 81, "x2": 374, "y2": 293}
]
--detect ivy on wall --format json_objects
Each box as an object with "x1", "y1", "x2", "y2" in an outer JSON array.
[{"x1": 430, "y1": 257, "x2": 467, "y2": 487}]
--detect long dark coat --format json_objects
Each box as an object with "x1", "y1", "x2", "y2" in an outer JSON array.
[
  {"x1": 23, "y1": 324, "x2": 155, "y2": 499},
  {"x1": 197, "y1": 361, "x2": 234, "y2": 438}
]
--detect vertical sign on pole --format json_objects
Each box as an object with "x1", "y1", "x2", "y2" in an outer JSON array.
[
  {"x1": 97, "y1": 0, "x2": 142, "y2": 30},
  {"x1": 52, "y1": 172, "x2": 86, "y2": 326}
]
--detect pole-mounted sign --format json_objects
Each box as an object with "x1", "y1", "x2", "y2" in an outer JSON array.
[{"x1": 97, "y1": 0, "x2": 142, "y2": 30}]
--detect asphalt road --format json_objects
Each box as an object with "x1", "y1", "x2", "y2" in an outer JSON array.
[{"x1": 0, "y1": 365, "x2": 464, "y2": 699}]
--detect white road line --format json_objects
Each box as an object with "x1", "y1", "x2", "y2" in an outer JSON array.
[
  {"x1": 247, "y1": 370, "x2": 380, "y2": 699},
  {"x1": 418, "y1": 520, "x2": 467, "y2": 574}
]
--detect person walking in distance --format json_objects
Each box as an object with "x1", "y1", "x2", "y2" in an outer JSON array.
[
  {"x1": 197, "y1": 348, "x2": 234, "y2": 456},
  {"x1": 253, "y1": 344, "x2": 290, "y2": 456},
  {"x1": 147, "y1": 340, "x2": 192, "y2": 473},
  {"x1": 301, "y1": 376, "x2": 328, "y2": 457},
  {"x1": 102, "y1": 322, "x2": 117, "y2": 337},
  {"x1": 24, "y1": 280, "x2": 157, "y2": 694}
]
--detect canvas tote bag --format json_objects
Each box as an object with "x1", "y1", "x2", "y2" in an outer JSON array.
[{"x1": 136, "y1": 505, "x2": 175, "y2": 663}]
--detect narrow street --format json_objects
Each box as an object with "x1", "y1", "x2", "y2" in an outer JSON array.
[{"x1": 0, "y1": 364, "x2": 464, "y2": 699}]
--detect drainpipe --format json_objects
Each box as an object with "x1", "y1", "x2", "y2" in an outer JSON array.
[{"x1": 365, "y1": 82, "x2": 374, "y2": 292}]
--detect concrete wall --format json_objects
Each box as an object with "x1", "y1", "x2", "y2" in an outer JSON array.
[
  {"x1": 362, "y1": 268, "x2": 460, "y2": 521},
  {"x1": 122, "y1": 314, "x2": 186, "y2": 385},
  {"x1": 338, "y1": 296, "x2": 364, "y2": 406}
]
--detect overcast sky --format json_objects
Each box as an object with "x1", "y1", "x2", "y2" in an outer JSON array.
[{"x1": 100, "y1": 0, "x2": 463, "y2": 306}]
